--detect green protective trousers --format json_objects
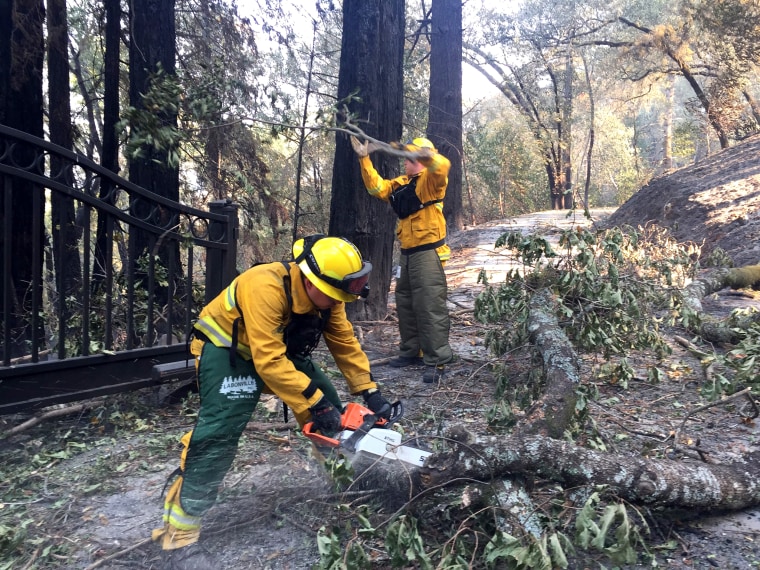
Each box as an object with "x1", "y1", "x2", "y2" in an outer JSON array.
[
  {"x1": 179, "y1": 342, "x2": 342, "y2": 517},
  {"x1": 395, "y1": 247, "x2": 454, "y2": 366}
]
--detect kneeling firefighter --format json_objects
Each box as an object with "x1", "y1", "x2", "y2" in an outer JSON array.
[{"x1": 153, "y1": 235, "x2": 394, "y2": 569}]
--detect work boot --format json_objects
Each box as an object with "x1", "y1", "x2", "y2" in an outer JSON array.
[
  {"x1": 162, "y1": 542, "x2": 216, "y2": 570},
  {"x1": 422, "y1": 365, "x2": 445, "y2": 384},
  {"x1": 388, "y1": 355, "x2": 424, "y2": 368}
]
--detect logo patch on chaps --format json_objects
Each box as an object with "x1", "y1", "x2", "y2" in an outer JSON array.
[{"x1": 219, "y1": 375, "x2": 259, "y2": 399}]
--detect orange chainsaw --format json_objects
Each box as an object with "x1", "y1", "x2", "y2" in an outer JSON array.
[{"x1": 303, "y1": 401, "x2": 431, "y2": 468}]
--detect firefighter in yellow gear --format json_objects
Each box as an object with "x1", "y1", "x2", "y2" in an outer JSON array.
[
  {"x1": 153, "y1": 235, "x2": 393, "y2": 569},
  {"x1": 351, "y1": 135, "x2": 455, "y2": 383}
]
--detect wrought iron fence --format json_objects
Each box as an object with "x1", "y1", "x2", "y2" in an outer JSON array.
[{"x1": 0, "y1": 124, "x2": 238, "y2": 414}]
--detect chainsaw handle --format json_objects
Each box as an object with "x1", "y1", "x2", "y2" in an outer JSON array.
[
  {"x1": 385, "y1": 400, "x2": 404, "y2": 428},
  {"x1": 302, "y1": 421, "x2": 340, "y2": 448},
  {"x1": 302, "y1": 400, "x2": 405, "y2": 448}
]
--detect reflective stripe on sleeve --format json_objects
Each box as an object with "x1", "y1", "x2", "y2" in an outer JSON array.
[{"x1": 224, "y1": 281, "x2": 238, "y2": 311}]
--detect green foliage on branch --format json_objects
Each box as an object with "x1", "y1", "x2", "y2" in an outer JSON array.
[
  {"x1": 702, "y1": 317, "x2": 760, "y2": 399},
  {"x1": 474, "y1": 225, "x2": 699, "y2": 362},
  {"x1": 313, "y1": 488, "x2": 658, "y2": 569},
  {"x1": 119, "y1": 65, "x2": 183, "y2": 168}
]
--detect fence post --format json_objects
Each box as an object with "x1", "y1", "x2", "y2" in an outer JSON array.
[{"x1": 206, "y1": 199, "x2": 239, "y2": 303}]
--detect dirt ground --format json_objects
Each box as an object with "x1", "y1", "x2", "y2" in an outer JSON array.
[
  {"x1": 2, "y1": 136, "x2": 760, "y2": 569},
  {"x1": 604, "y1": 133, "x2": 760, "y2": 267}
]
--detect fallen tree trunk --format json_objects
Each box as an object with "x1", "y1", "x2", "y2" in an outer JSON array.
[
  {"x1": 683, "y1": 265, "x2": 760, "y2": 344},
  {"x1": 419, "y1": 429, "x2": 760, "y2": 510},
  {"x1": 408, "y1": 276, "x2": 760, "y2": 514},
  {"x1": 681, "y1": 268, "x2": 732, "y2": 315},
  {"x1": 519, "y1": 289, "x2": 579, "y2": 439}
]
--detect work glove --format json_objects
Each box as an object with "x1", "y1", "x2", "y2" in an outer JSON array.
[
  {"x1": 350, "y1": 136, "x2": 378, "y2": 158},
  {"x1": 362, "y1": 388, "x2": 392, "y2": 420},
  {"x1": 309, "y1": 397, "x2": 343, "y2": 436}
]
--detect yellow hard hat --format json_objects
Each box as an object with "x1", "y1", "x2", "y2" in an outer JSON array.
[
  {"x1": 293, "y1": 235, "x2": 372, "y2": 302},
  {"x1": 405, "y1": 137, "x2": 437, "y2": 153}
]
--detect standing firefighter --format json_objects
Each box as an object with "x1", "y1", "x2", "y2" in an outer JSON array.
[
  {"x1": 153, "y1": 235, "x2": 393, "y2": 569},
  {"x1": 350, "y1": 135, "x2": 455, "y2": 383}
]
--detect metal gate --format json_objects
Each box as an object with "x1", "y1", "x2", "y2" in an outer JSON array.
[{"x1": 0, "y1": 124, "x2": 238, "y2": 414}]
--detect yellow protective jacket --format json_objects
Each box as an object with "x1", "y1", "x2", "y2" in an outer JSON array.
[
  {"x1": 190, "y1": 262, "x2": 376, "y2": 417},
  {"x1": 358, "y1": 153, "x2": 451, "y2": 262}
]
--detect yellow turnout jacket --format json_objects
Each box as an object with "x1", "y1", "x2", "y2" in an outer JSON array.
[
  {"x1": 190, "y1": 262, "x2": 376, "y2": 416},
  {"x1": 358, "y1": 153, "x2": 451, "y2": 261}
]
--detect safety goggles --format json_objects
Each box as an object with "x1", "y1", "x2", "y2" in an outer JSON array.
[
  {"x1": 297, "y1": 235, "x2": 372, "y2": 298},
  {"x1": 317, "y1": 262, "x2": 372, "y2": 298}
]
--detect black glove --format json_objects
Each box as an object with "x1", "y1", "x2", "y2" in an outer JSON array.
[
  {"x1": 309, "y1": 397, "x2": 342, "y2": 436},
  {"x1": 363, "y1": 388, "x2": 392, "y2": 420}
]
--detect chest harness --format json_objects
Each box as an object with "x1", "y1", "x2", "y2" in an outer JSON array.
[
  {"x1": 390, "y1": 176, "x2": 447, "y2": 255},
  {"x1": 389, "y1": 175, "x2": 443, "y2": 220},
  {"x1": 193, "y1": 262, "x2": 330, "y2": 368}
]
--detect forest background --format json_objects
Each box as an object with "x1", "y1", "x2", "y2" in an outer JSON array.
[{"x1": 4, "y1": 0, "x2": 760, "y2": 327}]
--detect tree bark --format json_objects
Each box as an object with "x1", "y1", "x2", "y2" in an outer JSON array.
[
  {"x1": 127, "y1": 0, "x2": 181, "y2": 337},
  {"x1": 683, "y1": 265, "x2": 760, "y2": 344},
  {"x1": 420, "y1": 431, "x2": 760, "y2": 510},
  {"x1": 0, "y1": 0, "x2": 10, "y2": 126},
  {"x1": 47, "y1": 0, "x2": 83, "y2": 357},
  {"x1": 1, "y1": 0, "x2": 46, "y2": 358},
  {"x1": 128, "y1": 0, "x2": 179, "y2": 202},
  {"x1": 329, "y1": 0, "x2": 404, "y2": 321},
  {"x1": 518, "y1": 289, "x2": 579, "y2": 439},
  {"x1": 428, "y1": 0, "x2": 463, "y2": 232}
]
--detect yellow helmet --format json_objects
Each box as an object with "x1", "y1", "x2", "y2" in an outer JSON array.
[
  {"x1": 405, "y1": 137, "x2": 437, "y2": 153},
  {"x1": 293, "y1": 235, "x2": 372, "y2": 303}
]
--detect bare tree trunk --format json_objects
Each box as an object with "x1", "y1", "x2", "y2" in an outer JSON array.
[
  {"x1": 0, "y1": 0, "x2": 12, "y2": 126},
  {"x1": 662, "y1": 77, "x2": 674, "y2": 171},
  {"x1": 48, "y1": 0, "x2": 83, "y2": 358},
  {"x1": 2, "y1": 0, "x2": 46, "y2": 359},
  {"x1": 128, "y1": 0, "x2": 180, "y2": 337},
  {"x1": 581, "y1": 51, "x2": 594, "y2": 216},
  {"x1": 428, "y1": 0, "x2": 463, "y2": 231},
  {"x1": 329, "y1": 0, "x2": 403, "y2": 321},
  {"x1": 519, "y1": 289, "x2": 579, "y2": 439},
  {"x1": 561, "y1": 47, "x2": 573, "y2": 209},
  {"x1": 293, "y1": 24, "x2": 317, "y2": 241}
]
